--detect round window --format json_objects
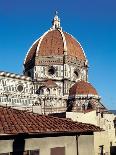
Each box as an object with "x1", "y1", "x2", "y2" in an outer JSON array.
[
  {"x1": 17, "y1": 85, "x2": 23, "y2": 92},
  {"x1": 48, "y1": 66, "x2": 55, "y2": 75}
]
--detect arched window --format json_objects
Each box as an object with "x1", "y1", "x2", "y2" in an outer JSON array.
[
  {"x1": 40, "y1": 88, "x2": 44, "y2": 95},
  {"x1": 46, "y1": 88, "x2": 50, "y2": 95},
  {"x1": 82, "y1": 104, "x2": 85, "y2": 111}
]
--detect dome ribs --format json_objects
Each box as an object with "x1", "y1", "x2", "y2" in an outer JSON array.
[
  {"x1": 24, "y1": 29, "x2": 87, "y2": 66},
  {"x1": 64, "y1": 32, "x2": 86, "y2": 60}
]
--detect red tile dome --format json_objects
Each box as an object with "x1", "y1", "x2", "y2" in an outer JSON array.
[
  {"x1": 24, "y1": 15, "x2": 86, "y2": 65},
  {"x1": 69, "y1": 81, "x2": 98, "y2": 96}
]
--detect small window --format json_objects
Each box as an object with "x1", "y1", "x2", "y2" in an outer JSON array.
[
  {"x1": 51, "y1": 147, "x2": 65, "y2": 155},
  {"x1": 82, "y1": 104, "x2": 85, "y2": 111},
  {"x1": 30, "y1": 150, "x2": 39, "y2": 155}
]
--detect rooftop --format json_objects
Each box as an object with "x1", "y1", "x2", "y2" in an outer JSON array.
[
  {"x1": 0, "y1": 106, "x2": 101, "y2": 136},
  {"x1": 69, "y1": 80, "x2": 98, "y2": 96},
  {"x1": 24, "y1": 13, "x2": 86, "y2": 66}
]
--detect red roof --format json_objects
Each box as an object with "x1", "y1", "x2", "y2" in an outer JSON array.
[
  {"x1": 0, "y1": 106, "x2": 101, "y2": 135},
  {"x1": 43, "y1": 80, "x2": 58, "y2": 88},
  {"x1": 69, "y1": 81, "x2": 98, "y2": 96},
  {"x1": 64, "y1": 32, "x2": 85, "y2": 60},
  {"x1": 24, "y1": 30, "x2": 86, "y2": 65},
  {"x1": 25, "y1": 39, "x2": 40, "y2": 64}
]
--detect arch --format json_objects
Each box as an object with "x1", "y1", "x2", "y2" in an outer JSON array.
[
  {"x1": 82, "y1": 104, "x2": 85, "y2": 111},
  {"x1": 46, "y1": 88, "x2": 50, "y2": 95},
  {"x1": 36, "y1": 86, "x2": 44, "y2": 95}
]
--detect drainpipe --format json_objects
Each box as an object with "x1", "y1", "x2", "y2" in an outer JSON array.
[{"x1": 76, "y1": 135, "x2": 79, "y2": 155}]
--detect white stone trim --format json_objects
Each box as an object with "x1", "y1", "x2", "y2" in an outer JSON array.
[
  {"x1": 58, "y1": 28, "x2": 67, "y2": 54},
  {"x1": 69, "y1": 94, "x2": 100, "y2": 99},
  {"x1": 0, "y1": 71, "x2": 32, "y2": 81}
]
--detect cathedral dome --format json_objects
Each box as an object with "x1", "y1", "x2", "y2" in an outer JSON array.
[
  {"x1": 24, "y1": 14, "x2": 86, "y2": 65},
  {"x1": 69, "y1": 81, "x2": 98, "y2": 96}
]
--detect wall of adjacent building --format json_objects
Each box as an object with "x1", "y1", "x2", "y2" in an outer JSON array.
[
  {"x1": 94, "y1": 131, "x2": 110, "y2": 155},
  {"x1": 78, "y1": 135, "x2": 94, "y2": 155},
  {"x1": 66, "y1": 111, "x2": 116, "y2": 155},
  {"x1": 0, "y1": 135, "x2": 94, "y2": 155},
  {"x1": 66, "y1": 111, "x2": 97, "y2": 125}
]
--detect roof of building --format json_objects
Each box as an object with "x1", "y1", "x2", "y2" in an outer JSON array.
[
  {"x1": 43, "y1": 79, "x2": 58, "y2": 88},
  {"x1": 0, "y1": 71, "x2": 31, "y2": 81},
  {"x1": 0, "y1": 106, "x2": 101, "y2": 136},
  {"x1": 24, "y1": 14, "x2": 86, "y2": 65},
  {"x1": 69, "y1": 80, "x2": 98, "y2": 96}
]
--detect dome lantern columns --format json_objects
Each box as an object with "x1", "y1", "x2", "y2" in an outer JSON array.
[{"x1": 52, "y1": 11, "x2": 61, "y2": 29}]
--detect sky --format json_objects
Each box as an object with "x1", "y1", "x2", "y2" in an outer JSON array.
[{"x1": 0, "y1": 0, "x2": 116, "y2": 109}]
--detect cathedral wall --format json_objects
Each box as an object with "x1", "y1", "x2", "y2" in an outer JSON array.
[
  {"x1": 0, "y1": 73, "x2": 38, "y2": 109},
  {"x1": 39, "y1": 98, "x2": 67, "y2": 115},
  {"x1": 32, "y1": 62, "x2": 87, "y2": 96},
  {"x1": 34, "y1": 65, "x2": 64, "y2": 80},
  {"x1": 24, "y1": 68, "x2": 34, "y2": 79}
]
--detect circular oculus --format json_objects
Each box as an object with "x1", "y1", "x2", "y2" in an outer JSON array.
[
  {"x1": 17, "y1": 85, "x2": 24, "y2": 92},
  {"x1": 48, "y1": 66, "x2": 56, "y2": 75}
]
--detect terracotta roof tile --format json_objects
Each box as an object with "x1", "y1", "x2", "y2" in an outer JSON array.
[
  {"x1": 24, "y1": 30, "x2": 86, "y2": 65},
  {"x1": 64, "y1": 32, "x2": 86, "y2": 60},
  {"x1": 25, "y1": 39, "x2": 40, "y2": 64},
  {"x1": 43, "y1": 80, "x2": 58, "y2": 88},
  {"x1": 69, "y1": 80, "x2": 98, "y2": 96},
  {"x1": 0, "y1": 106, "x2": 101, "y2": 136},
  {"x1": 39, "y1": 30, "x2": 64, "y2": 56}
]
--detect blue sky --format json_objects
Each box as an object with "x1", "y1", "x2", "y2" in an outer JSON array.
[{"x1": 0, "y1": 0, "x2": 116, "y2": 109}]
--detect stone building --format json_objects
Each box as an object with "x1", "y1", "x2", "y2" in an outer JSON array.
[{"x1": 0, "y1": 13, "x2": 106, "y2": 114}]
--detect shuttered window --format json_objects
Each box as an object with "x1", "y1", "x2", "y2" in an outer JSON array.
[{"x1": 51, "y1": 147, "x2": 65, "y2": 155}]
